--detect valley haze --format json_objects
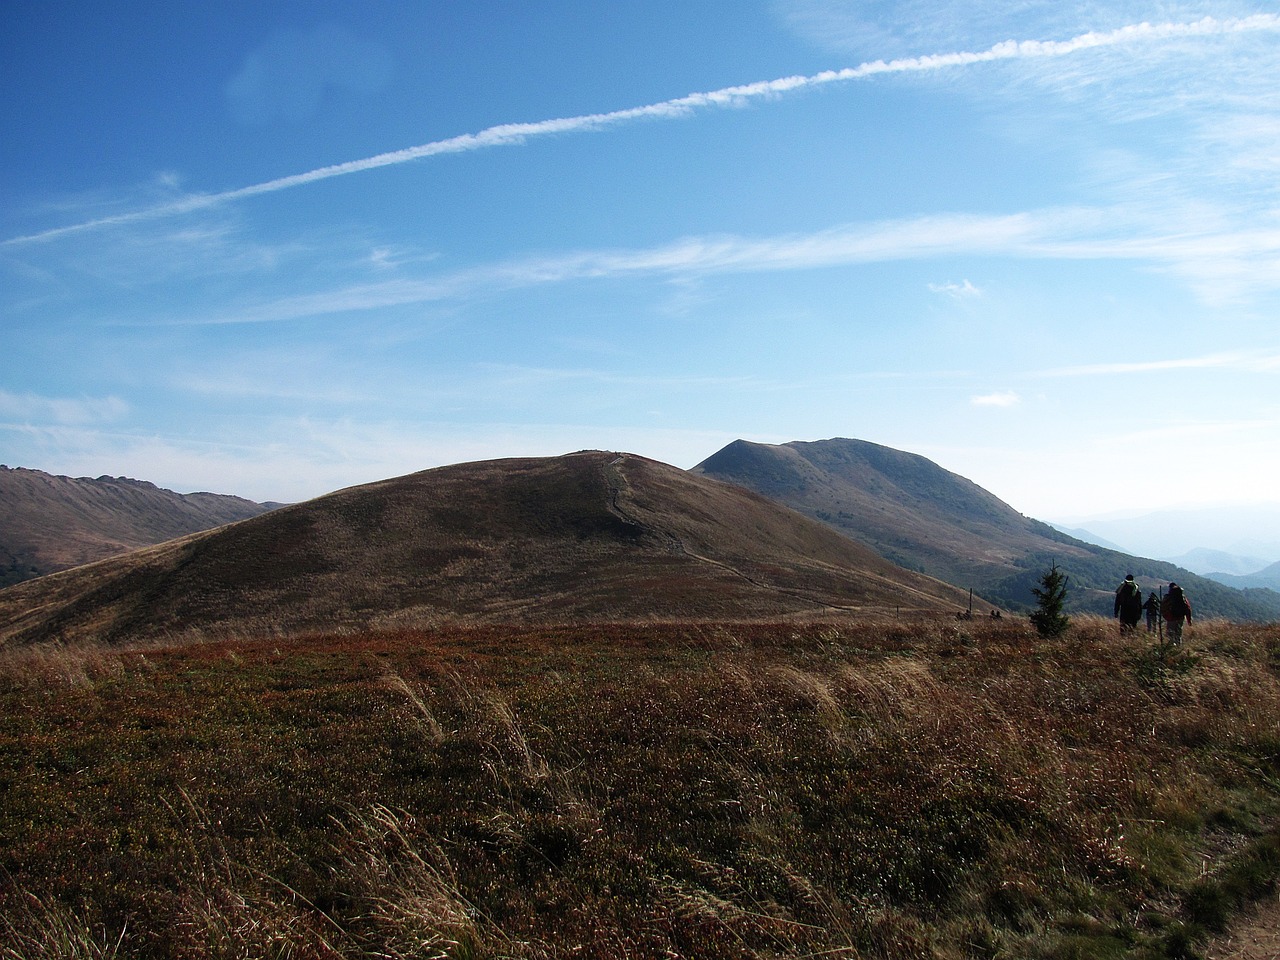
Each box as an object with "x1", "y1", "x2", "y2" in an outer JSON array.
[{"x1": 1051, "y1": 505, "x2": 1280, "y2": 570}]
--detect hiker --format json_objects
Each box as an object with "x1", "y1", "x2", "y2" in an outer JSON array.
[
  {"x1": 1143, "y1": 591, "x2": 1160, "y2": 633},
  {"x1": 1113, "y1": 574, "x2": 1143, "y2": 633},
  {"x1": 1161, "y1": 582, "x2": 1193, "y2": 645}
]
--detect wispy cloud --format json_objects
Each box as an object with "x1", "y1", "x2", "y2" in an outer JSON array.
[
  {"x1": 225, "y1": 23, "x2": 393, "y2": 126},
  {"x1": 152, "y1": 202, "x2": 1280, "y2": 326},
  {"x1": 929, "y1": 279, "x2": 983, "y2": 298},
  {"x1": 0, "y1": 390, "x2": 129, "y2": 425},
  {"x1": 470, "y1": 363, "x2": 758, "y2": 392},
  {"x1": 971, "y1": 390, "x2": 1021, "y2": 407},
  {"x1": 139, "y1": 213, "x2": 1051, "y2": 324},
  {"x1": 7, "y1": 13, "x2": 1277, "y2": 247},
  {"x1": 1038, "y1": 351, "x2": 1280, "y2": 377}
]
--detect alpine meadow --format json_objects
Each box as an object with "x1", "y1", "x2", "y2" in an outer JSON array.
[{"x1": 4, "y1": 616, "x2": 1280, "y2": 959}]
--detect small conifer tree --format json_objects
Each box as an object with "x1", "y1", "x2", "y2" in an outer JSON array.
[{"x1": 1030, "y1": 562, "x2": 1070, "y2": 638}]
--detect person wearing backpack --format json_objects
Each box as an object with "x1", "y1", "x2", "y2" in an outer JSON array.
[
  {"x1": 1113, "y1": 574, "x2": 1143, "y2": 633},
  {"x1": 1160, "y1": 582, "x2": 1193, "y2": 645}
]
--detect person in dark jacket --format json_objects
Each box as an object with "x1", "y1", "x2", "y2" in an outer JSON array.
[
  {"x1": 1161, "y1": 582, "x2": 1192, "y2": 645},
  {"x1": 1114, "y1": 574, "x2": 1143, "y2": 633}
]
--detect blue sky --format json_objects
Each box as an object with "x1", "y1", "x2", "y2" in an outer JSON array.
[{"x1": 3, "y1": 1, "x2": 1279, "y2": 522}]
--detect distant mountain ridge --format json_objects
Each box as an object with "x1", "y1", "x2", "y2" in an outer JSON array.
[
  {"x1": 1201, "y1": 560, "x2": 1280, "y2": 592},
  {"x1": 0, "y1": 465, "x2": 279, "y2": 587},
  {"x1": 1164, "y1": 548, "x2": 1274, "y2": 579},
  {"x1": 1053, "y1": 507, "x2": 1280, "y2": 566},
  {"x1": 0, "y1": 452, "x2": 979, "y2": 648},
  {"x1": 693, "y1": 438, "x2": 1280, "y2": 621}
]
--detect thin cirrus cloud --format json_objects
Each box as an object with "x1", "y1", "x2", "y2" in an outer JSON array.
[
  {"x1": 158, "y1": 205, "x2": 1280, "y2": 326},
  {"x1": 155, "y1": 212, "x2": 1054, "y2": 325},
  {"x1": 929, "y1": 279, "x2": 983, "y2": 298},
  {"x1": 0, "y1": 389, "x2": 130, "y2": 425},
  {"x1": 1037, "y1": 350, "x2": 1280, "y2": 377},
  {"x1": 5, "y1": 13, "x2": 1278, "y2": 248},
  {"x1": 225, "y1": 23, "x2": 393, "y2": 126},
  {"x1": 971, "y1": 390, "x2": 1021, "y2": 407}
]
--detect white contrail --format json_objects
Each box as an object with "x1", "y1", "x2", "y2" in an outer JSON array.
[{"x1": 6, "y1": 13, "x2": 1278, "y2": 247}]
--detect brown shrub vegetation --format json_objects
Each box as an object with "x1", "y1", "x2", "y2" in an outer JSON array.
[{"x1": 2, "y1": 615, "x2": 1279, "y2": 958}]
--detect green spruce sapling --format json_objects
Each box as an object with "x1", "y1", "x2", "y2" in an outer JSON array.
[{"x1": 1030, "y1": 561, "x2": 1071, "y2": 638}]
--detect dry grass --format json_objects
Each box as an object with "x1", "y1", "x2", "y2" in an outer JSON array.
[
  {"x1": 0, "y1": 892, "x2": 128, "y2": 960},
  {"x1": 2, "y1": 616, "x2": 1280, "y2": 958}
]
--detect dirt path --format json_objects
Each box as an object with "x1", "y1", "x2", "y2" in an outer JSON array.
[{"x1": 1203, "y1": 893, "x2": 1280, "y2": 959}]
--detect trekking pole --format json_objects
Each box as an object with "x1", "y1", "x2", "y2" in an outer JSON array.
[{"x1": 1157, "y1": 587, "x2": 1164, "y2": 647}]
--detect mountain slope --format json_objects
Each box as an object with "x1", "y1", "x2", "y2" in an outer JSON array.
[
  {"x1": 692, "y1": 438, "x2": 1091, "y2": 587},
  {"x1": 692, "y1": 439, "x2": 1280, "y2": 620},
  {"x1": 0, "y1": 465, "x2": 278, "y2": 587},
  {"x1": 0, "y1": 452, "x2": 978, "y2": 648}
]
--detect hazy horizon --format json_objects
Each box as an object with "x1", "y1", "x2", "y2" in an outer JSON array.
[{"x1": 1052, "y1": 502, "x2": 1280, "y2": 564}]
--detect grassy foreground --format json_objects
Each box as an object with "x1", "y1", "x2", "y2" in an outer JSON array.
[{"x1": 2, "y1": 616, "x2": 1279, "y2": 959}]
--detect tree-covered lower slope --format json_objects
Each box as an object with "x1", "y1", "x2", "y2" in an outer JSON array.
[
  {"x1": 4, "y1": 617, "x2": 1279, "y2": 959},
  {"x1": 692, "y1": 438, "x2": 1280, "y2": 620}
]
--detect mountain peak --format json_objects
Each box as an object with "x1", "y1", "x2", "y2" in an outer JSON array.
[
  {"x1": 0, "y1": 452, "x2": 978, "y2": 647},
  {"x1": 695, "y1": 438, "x2": 1280, "y2": 620}
]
